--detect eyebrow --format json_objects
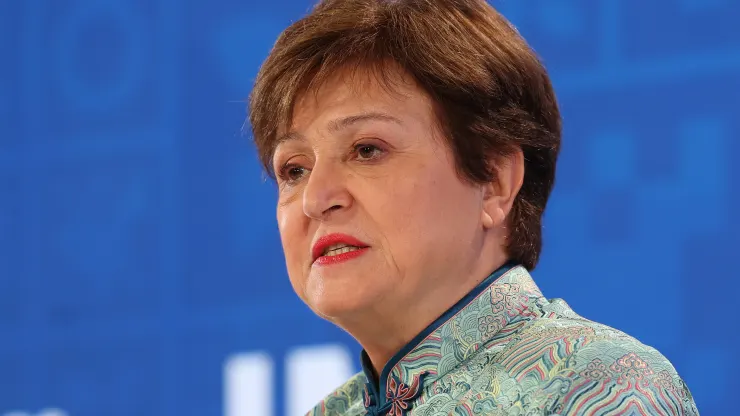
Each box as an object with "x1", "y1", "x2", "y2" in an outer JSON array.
[{"x1": 273, "y1": 111, "x2": 403, "y2": 150}]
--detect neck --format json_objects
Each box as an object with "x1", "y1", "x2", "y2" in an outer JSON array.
[{"x1": 340, "y1": 251, "x2": 509, "y2": 380}]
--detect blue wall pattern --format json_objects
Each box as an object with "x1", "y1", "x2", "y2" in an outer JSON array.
[{"x1": 0, "y1": 0, "x2": 738, "y2": 415}]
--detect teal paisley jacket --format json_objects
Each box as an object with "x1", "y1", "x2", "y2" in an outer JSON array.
[{"x1": 307, "y1": 264, "x2": 698, "y2": 415}]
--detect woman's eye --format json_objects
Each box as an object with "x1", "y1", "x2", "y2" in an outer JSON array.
[
  {"x1": 280, "y1": 164, "x2": 307, "y2": 183},
  {"x1": 355, "y1": 144, "x2": 384, "y2": 160},
  {"x1": 288, "y1": 166, "x2": 305, "y2": 180}
]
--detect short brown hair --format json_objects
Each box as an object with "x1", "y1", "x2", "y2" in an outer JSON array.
[{"x1": 248, "y1": 0, "x2": 561, "y2": 270}]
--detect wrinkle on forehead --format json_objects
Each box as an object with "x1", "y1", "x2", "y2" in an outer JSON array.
[{"x1": 283, "y1": 62, "x2": 418, "y2": 136}]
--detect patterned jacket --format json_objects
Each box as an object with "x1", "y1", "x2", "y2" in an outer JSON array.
[{"x1": 307, "y1": 265, "x2": 698, "y2": 415}]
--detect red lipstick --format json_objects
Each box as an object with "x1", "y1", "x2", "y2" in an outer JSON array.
[{"x1": 312, "y1": 233, "x2": 370, "y2": 266}]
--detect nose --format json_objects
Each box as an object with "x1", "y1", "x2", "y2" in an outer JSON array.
[{"x1": 302, "y1": 159, "x2": 352, "y2": 220}]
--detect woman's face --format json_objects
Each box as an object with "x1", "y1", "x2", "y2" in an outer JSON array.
[{"x1": 273, "y1": 68, "x2": 491, "y2": 320}]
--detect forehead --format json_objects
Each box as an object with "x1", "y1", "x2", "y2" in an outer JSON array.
[{"x1": 287, "y1": 65, "x2": 432, "y2": 132}]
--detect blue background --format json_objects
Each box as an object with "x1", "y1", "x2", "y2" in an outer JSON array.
[{"x1": 1, "y1": 0, "x2": 738, "y2": 414}]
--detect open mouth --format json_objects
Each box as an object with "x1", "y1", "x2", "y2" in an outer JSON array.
[
  {"x1": 322, "y1": 243, "x2": 363, "y2": 257},
  {"x1": 312, "y1": 233, "x2": 370, "y2": 266}
]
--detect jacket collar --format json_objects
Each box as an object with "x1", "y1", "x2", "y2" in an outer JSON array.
[{"x1": 360, "y1": 263, "x2": 544, "y2": 412}]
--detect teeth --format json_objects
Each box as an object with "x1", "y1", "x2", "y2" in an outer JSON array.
[{"x1": 323, "y1": 244, "x2": 360, "y2": 257}]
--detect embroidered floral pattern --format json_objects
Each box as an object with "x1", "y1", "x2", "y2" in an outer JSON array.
[
  {"x1": 610, "y1": 352, "x2": 655, "y2": 384},
  {"x1": 652, "y1": 369, "x2": 678, "y2": 392},
  {"x1": 490, "y1": 283, "x2": 521, "y2": 313},
  {"x1": 385, "y1": 374, "x2": 424, "y2": 416},
  {"x1": 307, "y1": 266, "x2": 698, "y2": 416},
  {"x1": 477, "y1": 314, "x2": 505, "y2": 338},
  {"x1": 363, "y1": 384, "x2": 374, "y2": 409},
  {"x1": 579, "y1": 358, "x2": 612, "y2": 380}
]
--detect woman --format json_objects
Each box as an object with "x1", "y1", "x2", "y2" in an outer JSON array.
[{"x1": 248, "y1": 0, "x2": 698, "y2": 415}]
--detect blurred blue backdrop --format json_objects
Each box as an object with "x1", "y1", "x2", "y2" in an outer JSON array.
[{"x1": 0, "y1": 0, "x2": 738, "y2": 415}]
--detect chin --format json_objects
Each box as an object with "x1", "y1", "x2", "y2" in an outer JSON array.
[{"x1": 307, "y1": 286, "x2": 378, "y2": 320}]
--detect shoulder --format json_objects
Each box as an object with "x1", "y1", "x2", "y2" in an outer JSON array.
[
  {"x1": 496, "y1": 315, "x2": 699, "y2": 415},
  {"x1": 305, "y1": 372, "x2": 367, "y2": 416}
]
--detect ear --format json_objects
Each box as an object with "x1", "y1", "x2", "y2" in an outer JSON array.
[{"x1": 481, "y1": 149, "x2": 525, "y2": 229}]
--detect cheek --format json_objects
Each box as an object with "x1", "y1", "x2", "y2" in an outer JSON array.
[
  {"x1": 380, "y1": 165, "x2": 478, "y2": 253},
  {"x1": 367, "y1": 174, "x2": 440, "y2": 253},
  {"x1": 277, "y1": 203, "x2": 314, "y2": 302},
  {"x1": 277, "y1": 203, "x2": 307, "y2": 272}
]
